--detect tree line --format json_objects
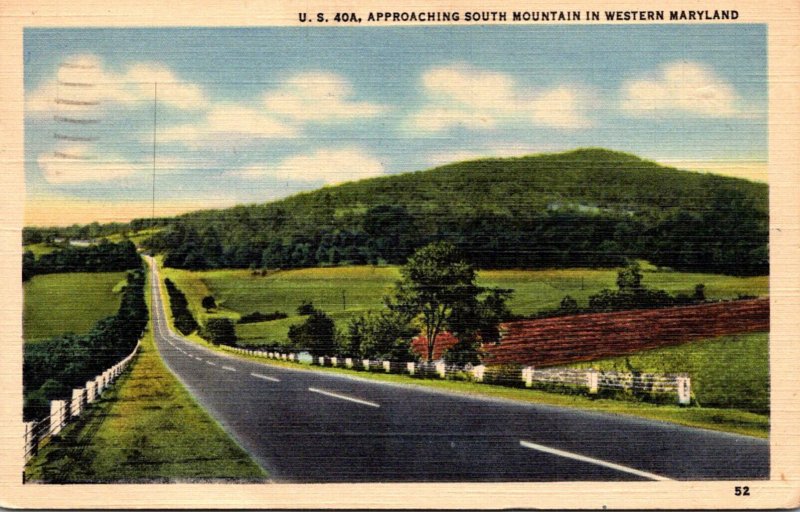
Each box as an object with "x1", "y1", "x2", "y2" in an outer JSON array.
[
  {"x1": 23, "y1": 268, "x2": 148, "y2": 420},
  {"x1": 141, "y1": 185, "x2": 767, "y2": 277},
  {"x1": 23, "y1": 240, "x2": 142, "y2": 281}
]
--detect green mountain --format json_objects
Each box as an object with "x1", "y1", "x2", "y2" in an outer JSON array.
[{"x1": 33, "y1": 148, "x2": 771, "y2": 275}]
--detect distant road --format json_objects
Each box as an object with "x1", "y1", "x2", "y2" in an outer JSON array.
[{"x1": 146, "y1": 257, "x2": 769, "y2": 483}]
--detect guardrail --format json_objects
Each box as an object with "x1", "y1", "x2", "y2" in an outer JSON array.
[
  {"x1": 23, "y1": 340, "x2": 141, "y2": 463},
  {"x1": 221, "y1": 345, "x2": 691, "y2": 405}
]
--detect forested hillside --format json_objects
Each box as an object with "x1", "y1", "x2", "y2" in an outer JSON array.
[{"x1": 29, "y1": 149, "x2": 769, "y2": 276}]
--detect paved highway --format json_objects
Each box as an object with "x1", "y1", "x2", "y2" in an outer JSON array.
[{"x1": 146, "y1": 257, "x2": 769, "y2": 482}]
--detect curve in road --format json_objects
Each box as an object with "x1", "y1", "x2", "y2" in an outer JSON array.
[{"x1": 145, "y1": 257, "x2": 769, "y2": 483}]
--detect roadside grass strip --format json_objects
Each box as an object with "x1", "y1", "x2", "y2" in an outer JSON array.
[
  {"x1": 24, "y1": 328, "x2": 267, "y2": 483},
  {"x1": 519, "y1": 440, "x2": 673, "y2": 481}
]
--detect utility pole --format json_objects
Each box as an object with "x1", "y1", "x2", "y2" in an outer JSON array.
[{"x1": 152, "y1": 82, "x2": 157, "y2": 228}]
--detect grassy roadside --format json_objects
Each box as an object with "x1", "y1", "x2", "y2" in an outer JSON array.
[{"x1": 24, "y1": 268, "x2": 267, "y2": 483}]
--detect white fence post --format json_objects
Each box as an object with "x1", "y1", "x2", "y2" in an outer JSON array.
[
  {"x1": 50, "y1": 400, "x2": 66, "y2": 436},
  {"x1": 70, "y1": 388, "x2": 85, "y2": 418},
  {"x1": 406, "y1": 362, "x2": 416, "y2": 375},
  {"x1": 435, "y1": 362, "x2": 446, "y2": 378},
  {"x1": 85, "y1": 380, "x2": 97, "y2": 403},
  {"x1": 362, "y1": 359, "x2": 371, "y2": 370},
  {"x1": 522, "y1": 366, "x2": 534, "y2": 388},
  {"x1": 330, "y1": 357, "x2": 338, "y2": 367},
  {"x1": 677, "y1": 374, "x2": 692, "y2": 405},
  {"x1": 24, "y1": 421, "x2": 36, "y2": 461},
  {"x1": 318, "y1": 356, "x2": 325, "y2": 366},
  {"x1": 382, "y1": 361, "x2": 391, "y2": 373},
  {"x1": 345, "y1": 357, "x2": 354, "y2": 368},
  {"x1": 587, "y1": 369, "x2": 599, "y2": 394},
  {"x1": 471, "y1": 365, "x2": 486, "y2": 383}
]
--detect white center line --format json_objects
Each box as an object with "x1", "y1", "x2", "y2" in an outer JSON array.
[
  {"x1": 196, "y1": 357, "x2": 203, "y2": 361},
  {"x1": 518, "y1": 440, "x2": 673, "y2": 481},
  {"x1": 222, "y1": 365, "x2": 237, "y2": 372},
  {"x1": 206, "y1": 361, "x2": 217, "y2": 366},
  {"x1": 251, "y1": 372, "x2": 280, "y2": 382},
  {"x1": 308, "y1": 387, "x2": 380, "y2": 408}
]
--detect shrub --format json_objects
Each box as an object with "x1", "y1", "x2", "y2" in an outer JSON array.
[
  {"x1": 238, "y1": 311, "x2": 288, "y2": 324},
  {"x1": 202, "y1": 318, "x2": 237, "y2": 346}
]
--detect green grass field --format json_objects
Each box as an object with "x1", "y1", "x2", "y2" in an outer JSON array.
[
  {"x1": 23, "y1": 272, "x2": 127, "y2": 342},
  {"x1": 161, "y1": 264, "x2": 767, "y2": 346},
  {"x1": 568, "y1": 332, "x2": 769, "y2": 414},
  {"x1": 22, "y1": 243, "x2": 59, "y2": 257}
]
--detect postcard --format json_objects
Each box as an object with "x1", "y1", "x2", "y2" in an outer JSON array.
[{"x1": 1, "y1": 0, "x2": 798, "y2": 508}]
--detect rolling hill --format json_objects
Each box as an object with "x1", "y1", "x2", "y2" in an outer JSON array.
[{"x1": 32, "y1": 148, "x2": 770, "y2": 275}]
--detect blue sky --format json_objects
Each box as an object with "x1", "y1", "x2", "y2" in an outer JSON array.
[{"x1": 24, "y1": 25, "x2": 767, "y2": 225}]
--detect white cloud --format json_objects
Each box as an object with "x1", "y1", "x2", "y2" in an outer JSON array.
[
  {"x1": 232, "y1": 148, "x2": 385, "y2": 184},
  {"x1": 36, "y1": 144, "x2": 205, "y2": 184},
  {"x1": 159, "y1": 104, "x2": 297, "y2": 145},
  {"x1": 405, "y1": 64, "x2": 592, "y2": 133},
  {"x1": 263, "y1": 72, "x2": 386, "y2": 122},
  {"x1": 621, "y1": 61, "x2": 742, "y2": 118},
  {"x1": 26, "y1": 54, "x2": 207, "y2": 116},
  {"x1": 37, "y1": 144, "x2": 145, "y2": 184}
]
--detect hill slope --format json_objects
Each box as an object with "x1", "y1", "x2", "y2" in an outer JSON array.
[{"x1": 134, "y1": 148, "x2": 765, "y2": 275}]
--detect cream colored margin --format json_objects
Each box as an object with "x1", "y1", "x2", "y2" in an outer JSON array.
[{"x1": 0, "y1": 0, "x2": 798, "y2": 508}]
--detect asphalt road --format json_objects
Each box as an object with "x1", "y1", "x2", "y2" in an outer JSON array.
[{"x1": 146, "y1": 257, "x2": 769, "y2": 483}]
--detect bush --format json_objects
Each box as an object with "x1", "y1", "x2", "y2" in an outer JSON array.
[
  {"x1": 201, "y1": 295, "x2": 217, "y2": 311},
  {"x1": 203, "y1": 318, "x2": 237, "y2": 346},
  {"x1": 288, "y1": 310, "x2": 336, "y2": 356},
  {"x1": 297, "y1": 300, "x2": 316, "y2": 315},
  {"x1": 164, "y1": 279, "x2": 198, "y2": 335},
  {"x1": 238, "y1": 310, "x2": 288, "y2": 324}
]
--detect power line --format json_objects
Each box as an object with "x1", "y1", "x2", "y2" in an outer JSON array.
[{"x1": 152, "y1": 82, "x2": 157, "y2": 225}]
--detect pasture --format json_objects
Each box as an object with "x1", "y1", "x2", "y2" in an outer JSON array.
[
  {"x1": 568, "y1": 332, "x2": 769, "y2": 414},
  {"x1": 23, "y1": 272, "x2": 127, "y2": 342},
  {"x1": 162, "y1": 264, "x2": 767, "y2": 346}
]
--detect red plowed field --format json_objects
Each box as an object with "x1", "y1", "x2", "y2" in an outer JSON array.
[
  {"x1": 487, "y1": 298, "x2": 768, "y2": 367},
  {"x1": 412, "y1": 299, "x2": 769, "y2": 366}
]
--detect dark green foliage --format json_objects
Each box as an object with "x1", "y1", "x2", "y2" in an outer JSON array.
[
  {"x1": 645, "y1": 186, "x2": 768, "y2": 276},
  {"x1": 296, "y1": 300, "x2": 316, "y2": 316},
  {"x1": 287, "y1": 310, "x2": 337, "y2": 357},
  {"x1": 164, "y1": 279, "x2": 199, "y2": 335},
  {"x1": 343, "y1": 311, "x2": 417, "y2": 361},
  {"x1": 559, "y1": 295, "x2": 579, "y2": 314},
  {"x1": 237, "y1": 311, "x2": 288, "y2": 324},
  {"x1": 202, "y1": 318, "x2": 237, "y2": 346},
  {"x1": 22, "y1": 221, "x2": 144, "y2": 245},
  {"x1": 201, "y1": 295, "x2": 217, "y2": 311},
  {"x1": 392, "y1": 242, "x2": 478, "y2": 361},
  {"x1": 22, "y1": 240, "x2": 141, "y2": 281},
  {"x1": 23, "y1": 268, "x2": 148, "y2": 420}
]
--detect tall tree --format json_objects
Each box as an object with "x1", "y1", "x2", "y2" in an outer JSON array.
[{"x1": 392, "y1": 241, "x2": 480, "y2": 361}]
